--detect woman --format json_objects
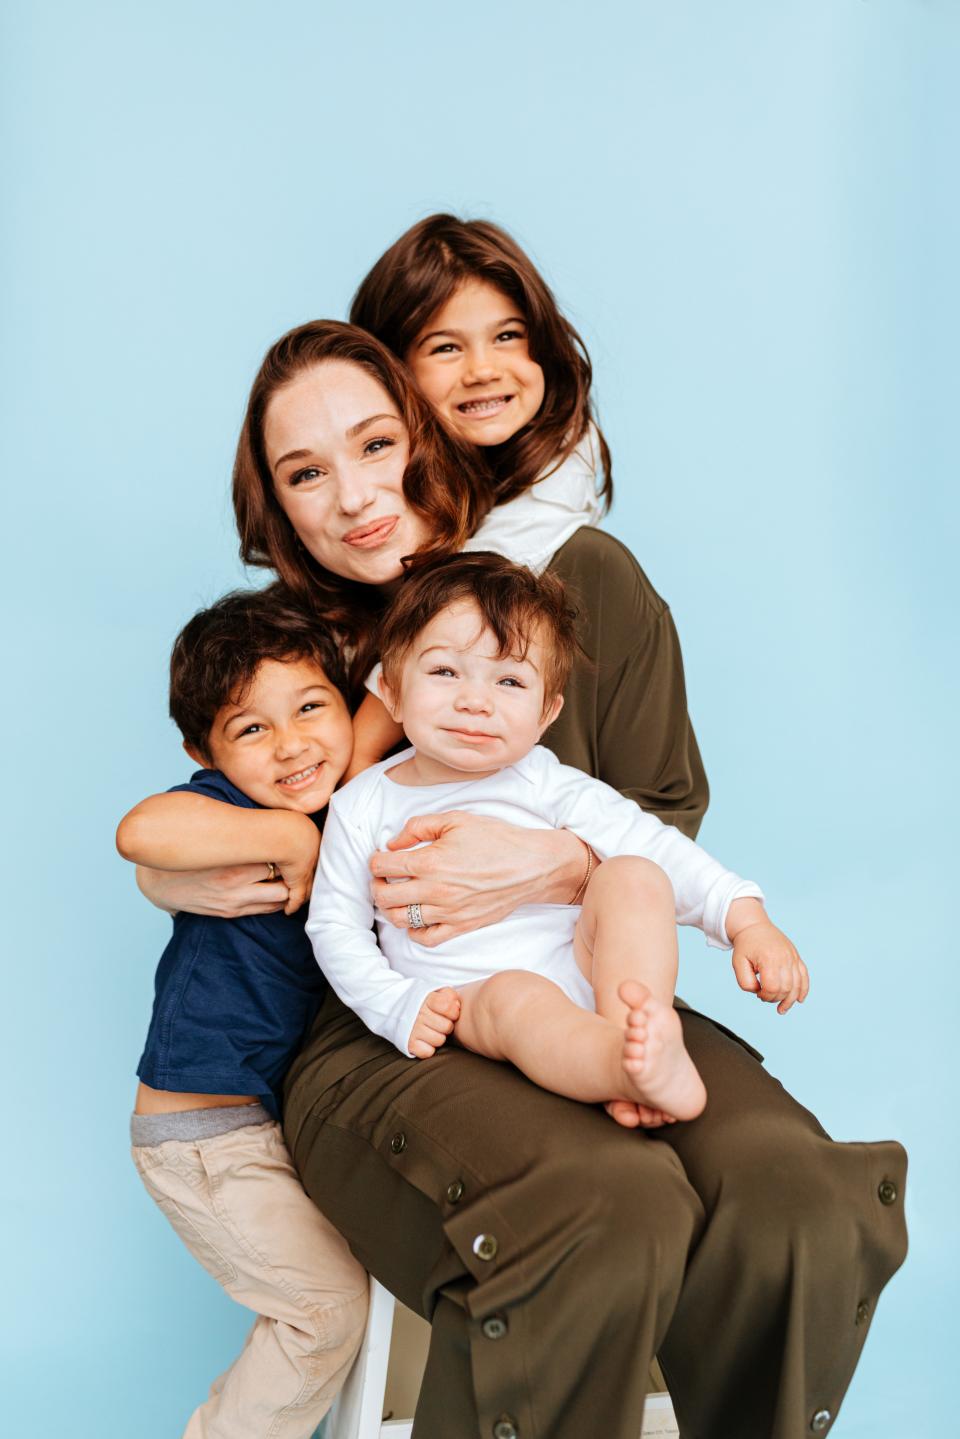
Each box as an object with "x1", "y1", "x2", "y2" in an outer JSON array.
[{"x1": 140, "y1": 317, "x2": 907, "y2": 1439}]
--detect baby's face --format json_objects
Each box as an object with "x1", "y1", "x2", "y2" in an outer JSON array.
[
  {"x1": 196, "y1": 657, "x2": 354, "y2": 812},
  {"x1": 382, "y1": 600, "x2": 561, "y2": 783}
]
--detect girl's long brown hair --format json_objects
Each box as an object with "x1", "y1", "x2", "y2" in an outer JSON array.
[
  {"x1": 232, "y1": 320, "x2": 491, "y2": 686},
  {"x1": 350, "y1": 215, "x2": 612, "y2": 511}
]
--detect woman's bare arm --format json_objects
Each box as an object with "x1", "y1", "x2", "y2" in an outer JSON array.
[
  {"x1": 121, "y1": 793, "x2": 319, "y2": 914},
  {"x1": 342, "y1": 691, "x2": 405, "y2": 783},
  {"x1": 136, "y1": 863, "x2": 291, "y2": 918}
]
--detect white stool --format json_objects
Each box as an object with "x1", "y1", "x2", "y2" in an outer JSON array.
[
  {"x1": 326, "y1": 1279, "x2": 411, "y2": 1439},
  {"x1": 327, "y1": 1277, "x2": 679, "y2": 1439}
]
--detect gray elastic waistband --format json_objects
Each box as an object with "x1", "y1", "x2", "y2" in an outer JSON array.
[{"x1": 130, "y1": 1102, "x2": 273, "y2": 1147}]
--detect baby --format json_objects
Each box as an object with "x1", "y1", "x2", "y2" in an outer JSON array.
[{"x1": 308, "y1": 553, "x2": 808, "y2": 1127}]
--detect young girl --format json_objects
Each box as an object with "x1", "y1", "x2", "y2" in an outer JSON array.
[{"x1": 345, "y1": 214, "x2": 613, "y2": 776}]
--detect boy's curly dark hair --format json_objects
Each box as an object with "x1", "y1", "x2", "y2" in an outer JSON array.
[{"x1": 169, "y1": 584, "x2": 346, "y2": 759}]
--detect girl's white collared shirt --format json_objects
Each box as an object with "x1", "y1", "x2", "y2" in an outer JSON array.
[{"x1": 461, "y1": 422, "x2": 604, "y2": 574}]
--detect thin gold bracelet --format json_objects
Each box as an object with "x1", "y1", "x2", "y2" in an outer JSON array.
[{"x1": 570, "y1": 839, "x2": 596, "y2": 905}]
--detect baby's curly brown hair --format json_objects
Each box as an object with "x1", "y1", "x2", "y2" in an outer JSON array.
[{"x1": 378, "y1": 551, "x2": 580, "y2": 714}]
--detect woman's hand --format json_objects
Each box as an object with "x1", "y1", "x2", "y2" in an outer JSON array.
[
  {"x1": 124, "y1": 797, "x2": 317, "y2": 916},
  {"x1": 274, "y1": 858, "x2": 315, "y2": 916},
  {"x1": 264, "y1": 814, "x2": 322, "y2": 914},
  {"x1": 370, "y1": 812, "x2": 586, "y2": 947},
  {"x1": 136, "y1": 863, "x2": 290, "y2": 919}
]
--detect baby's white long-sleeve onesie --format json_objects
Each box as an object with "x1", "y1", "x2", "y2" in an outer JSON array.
[{"x1": 307, "y1": 746, "x2": 763, "y2": 1057}]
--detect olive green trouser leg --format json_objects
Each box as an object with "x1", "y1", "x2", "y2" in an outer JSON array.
[
  {"x1": 655, "y1": 1010, "x2": 908, "y2": 1439},
  {"x1": 285, "y1": 996, "x2": 702, "y2": 1439},
  {"x1": 285, "y1": 995, "x2": 907, "y2": 1439}
]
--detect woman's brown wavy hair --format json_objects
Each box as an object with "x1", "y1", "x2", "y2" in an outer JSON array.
[
  {"x1": 232, "y1": 320, "x2": 491, "y2": 684},
  {"x1": 350, "y1": 215, "x2": 612, "y2": 511}
]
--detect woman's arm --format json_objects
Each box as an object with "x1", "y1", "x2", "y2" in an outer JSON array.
[
  {"x1": 550, "y1": 528, "x2": 708, "y2": 839},
  {"x1": 342, "y1": 691, "x2": 405, "y2": 783},
  {"x1": 120, "y1": 793, "x2": 319, "y2": 914},
  {"x1": 592, "y1": 605, "x2": 708, "y2": 839},
  {"x1": 136, "y1": 863, "x2": 290, "y2": 918}
]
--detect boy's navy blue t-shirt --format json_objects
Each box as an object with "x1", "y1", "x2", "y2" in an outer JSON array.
[{"x1": 136, "y1": 769, "x2": 327, "y2": 1119}]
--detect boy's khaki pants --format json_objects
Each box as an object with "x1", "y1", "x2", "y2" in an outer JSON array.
[{"x1": 132, "y1": 1118, "x2": 368, "y2": 1439}]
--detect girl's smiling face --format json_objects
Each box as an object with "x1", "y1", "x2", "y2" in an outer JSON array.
[
  {"x1": 407, "y1": 279, "x2": 546, "y2": 448},
  {"x1": 265, "y1": 359, "x2": 432, "y2": 587}
]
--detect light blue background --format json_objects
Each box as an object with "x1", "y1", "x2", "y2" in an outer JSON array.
[{"x1": 3, "y1": 2, "x2": 956, "y2": 1434}]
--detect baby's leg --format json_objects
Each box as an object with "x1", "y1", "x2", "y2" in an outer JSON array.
[
  {"x1": 573, "y1": 856, "x2": 679, "y2": 1018},
  {"x1": 573, "y1": 857, "x2": 706, "y2": 1125},
  {"x1": 455, "y1": 971, "x2": 656, "y2": 1107}
]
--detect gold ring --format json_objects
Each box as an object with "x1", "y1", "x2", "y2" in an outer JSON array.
[{"x1": 265, "y1": 861, "x2": 278, "y2": 882}]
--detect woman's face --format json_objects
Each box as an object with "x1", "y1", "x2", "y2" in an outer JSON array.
[
  {"x1": 264, "y1": 360, "x2": 432, "y2": 587},
  {"x1": 406, "y1": 279, "x2": 546, "y2": 447}
]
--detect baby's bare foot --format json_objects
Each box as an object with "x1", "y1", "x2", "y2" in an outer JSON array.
[{"x1": 616, "y1": 981, "x2": 707, "y2": 1124}]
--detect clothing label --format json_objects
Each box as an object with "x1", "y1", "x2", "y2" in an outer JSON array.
[{"x1": 641, "y1": 1393, "x2": 679, "y2": 1437}]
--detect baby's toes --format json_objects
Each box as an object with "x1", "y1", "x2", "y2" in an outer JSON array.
[
  {"x1": 639, "y1": 1106, "x2": 678, "y2": 1129},
  {"x1": 605, "y1": 1099, "x2": 642, "y2": 1128},
  {"x1": 623, "y1": 1036, "x2": 646, "y2": 1066},
  {"x1": 625, "y1": 1008, "x2": 648, "y2": 1038},
  {"x1": 618, "y1": 979, "x2": 651, "y2": 1012}
]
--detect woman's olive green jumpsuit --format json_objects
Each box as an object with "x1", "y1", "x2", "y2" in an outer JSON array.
[{"x1": 285, "y1": 529, "x2": 907, "y2": 1439}]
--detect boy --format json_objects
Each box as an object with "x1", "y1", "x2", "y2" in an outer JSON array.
[
  {"x1": 117, "y1": 586, "x2": 367, "y2": 1439},
  {"x1": 307, "y1": 553, "x2": 808, "y2": 1128}
]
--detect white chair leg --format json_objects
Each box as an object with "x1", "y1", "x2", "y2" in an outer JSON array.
[
  {"x1": 327, "y1": 1278, "x2": 398, "y2": 1439},
  {"x1": 326, "y1": 1275, "x2": 676, "y2": 1439}
]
